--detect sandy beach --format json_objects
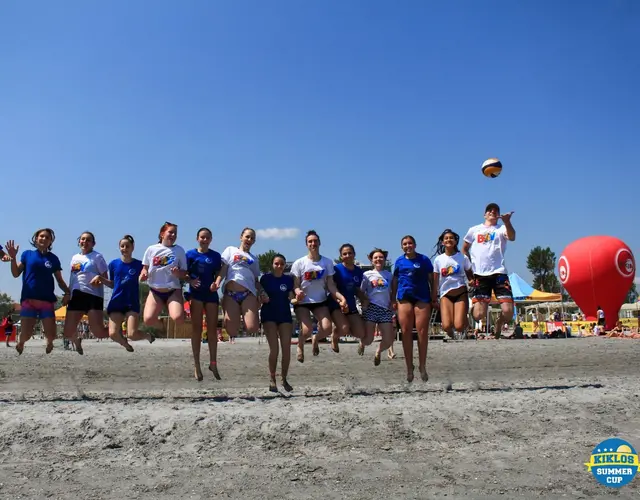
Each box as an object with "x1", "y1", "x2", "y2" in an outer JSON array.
[{"x1": 0, "y1": 337, "x2": 639, "y2": 499}]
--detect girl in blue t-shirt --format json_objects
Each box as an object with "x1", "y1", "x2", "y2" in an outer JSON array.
[
  {"x1": 185, "y1": 227, "x2": 222, "y2": 382},
  {"x1": 391, "y1": 234, "x2": 435, "y2": 383},
  {"x1": 100, "y1": 235, "x2": 154, "y2": 352},
  {"x1": 259, "y1": 253, "x2": 295, "y2": 392},
  {"x1": 329, "y1": 244, "x2": 366, "y2": 354},
  {"x1": 4, "y1": 229, "x2": 71, "y2": 354}
]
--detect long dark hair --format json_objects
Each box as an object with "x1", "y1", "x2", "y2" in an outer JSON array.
[{"x1": 433, "y1": 229, "x2": 460, "y2": 257}]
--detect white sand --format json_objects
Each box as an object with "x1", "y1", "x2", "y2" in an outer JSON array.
[{"x1": 0, "y1": 337, "x2": 639, "y2": 498}]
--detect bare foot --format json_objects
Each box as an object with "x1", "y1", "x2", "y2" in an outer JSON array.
[
  {"x1": 374, "y1": 351, "x2": 381, "y2": 366},
  {"x1": 15, "y1": 343, "x2": 24, "y2": 355},
  {"x1": 331, "y1": 335, "x2": 340, "y2": 353},
  {"x1": 74, "y1": 339, "x2": 83, "y2": 355},
  {"x1": 357, "y1": 343, "x2": 365, "y2": 356},
  {"x1": 419, "y1": 366, "x2": 428, "y2": 382},
  {"x1": 46, "y1": 343, "x2": 53, "y2": 354},
  {"x1": 269, "y1": 380, "x2": 278, "y2": 393},
  {"x1": 194, "y1": 367, "x2": 203, "y2": 381},
  {"x1": 282, "y1": 379, "x2": 293, "y2": 392},
  {"x1": 209, "y1": 363, "x2": 221, "y2": 380},
  {"x1": 297, "y1": 347, "x2": 304, "y2": 363}
]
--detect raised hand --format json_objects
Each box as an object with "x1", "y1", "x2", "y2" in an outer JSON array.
[{"x1": 4, "y1": 240, "x2": 19, "y2": 260}]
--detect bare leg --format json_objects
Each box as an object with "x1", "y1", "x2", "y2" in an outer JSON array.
[
  {"x1": 414, "y1": 302, "x2": 431, "y2": 382},
  {"x1": 190, "y1": 300, "x2": 205, "y2": 381},
  {"x1": 223, "y1": 295, "x2": 242, "y2": 340},
  {"x1": 397, "y1": 301, "x2": 415, "y2": 382},
  {"x1": 330, "y1": 310, "x2": 350, "y2": 352},
  {"x1": 279, "y1": 323, "x2": 293, "y2": 391},
  {"x1": 497, "y1": 301, "x2": 514, "y2": 336},
  {"x1": 310, "y1": 306, "x2": 332, "y2": 356},
  {"x1": 439, "y1": 296, "x2": 455, "y2": 339},
  {"x1": 15, "y1": 317, "x2": 37, "y2": 354},
  {"x1": 348, "y1": 312, "x2": 367, "y2": 354},
  {"x1": 453, "y1": 296, "x2": 470, "y2": 338},
  {"x1": 205, "y1": 302, "x2": 221, "y2": 379},
  {"x1": 143, "y1": 292, "x2": 165, "y2": 328},
  {"x1": 241, "y1": 294, "x2": 260, "y2": 334},
  {"x1": 167, "y1": 290, "x2": 184, "y2": 324},
  {"x1": 264, "y1": 322, "x2": 279, "y2": 391},
  {"x1": 294, "y1": 307, "x2": 313, "y2": 362},
  {"x1": 107, "y1": 312, "x2": 134, "y2": 351},
  {"x1": 126, "y1": 313, "x2": 153, "y2": 342},
  {"x1": 64, "y1": 311, "x2": 86, "y2": 355}
]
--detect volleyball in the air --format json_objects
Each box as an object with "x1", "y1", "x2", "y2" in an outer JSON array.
[{"x1": 481, "y1": 158, "x2": 503, "y2": 178}]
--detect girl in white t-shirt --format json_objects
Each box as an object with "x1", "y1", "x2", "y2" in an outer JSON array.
[
  {"x1": 360, "y1": 248, "x2": 396, "y2": 366},
  {"x1": 63, "y1": 231, "x2": 132, "y2": 354},
  {"x1": 140, "y1": 222, "x2": 189, "y2": 329},
  {"x1": 432, "y1": 229, "x2": 474, "y2": 341},
  {"x1": 214, "y1": 227, "x2": 264, "y2": 343},
  {"x1": 290, "y1": 230, "x2": 347, "y2": 362}
]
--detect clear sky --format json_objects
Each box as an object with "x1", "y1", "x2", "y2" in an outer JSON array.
[{"x1": 1, "y1": 0, "x2": 638, "y2": 301}]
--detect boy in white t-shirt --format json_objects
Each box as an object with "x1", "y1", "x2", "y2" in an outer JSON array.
[{"x1": 462, "y1": 202, "x2": 516, "y2": 337}]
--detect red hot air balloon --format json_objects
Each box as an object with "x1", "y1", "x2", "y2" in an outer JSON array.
[{"x1": 558, "y1": 236, "x2": 635, "y2": 330}]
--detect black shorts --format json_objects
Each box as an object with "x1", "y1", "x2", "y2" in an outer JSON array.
[
  {"x1": 442, "y1": 288, "x2": 468, "y2": 304},
  {"x1": 68, "y1": 290, "x2": 104, "y2": 313},
  {"x1": 294, "y1": 301, "x2": 329, "y2": 314},
  {"x1": 597, "y1": 317, "x2": 605, "y2": 326},
  {"x1": 470, "y1": 274, "x2": 513, "y2": 304}
]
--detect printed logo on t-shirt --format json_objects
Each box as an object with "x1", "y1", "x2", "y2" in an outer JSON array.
[
  {"x1": 476, "y1": 232, "x2": 496, "y2": 244},
  {"x1": 205, "y1": 257, "x2": 212, "y2": 264},
  {"x1": 71, "y1": 261, "x2": 86, "y2": 273},
  {"x1": 440, "y1": 264, "x2": 460, "y2": 277},
  {"x1": 233, "y1": 254, "x2": 254, "y2": 266},
  {"x1": 353, "y1": 276, "x2": 360, "y2": 283},
  {"x1": 413, "y1": 263, "x2": 421, "y2": 268},
  {"x1": 152, "y1": 254, "x2": 176, "y2": 267},
  {"x1": 279, "y1": 284, "x2": 288, "y2": 292},
  {"x1": 44, "y1": 260, "x2": 52, "y2": 269},
  {"x1": 303, "y1": 269, "x2": 325, "y2": 281},
  {"x1": 128, "y1": 268, "x2": 137, "y2": 276},
  {"x1": 371, "y1": 278, "x2": 388, "y2": 289}
]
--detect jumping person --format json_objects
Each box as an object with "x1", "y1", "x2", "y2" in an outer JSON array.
[
  {"x1": 329, "y1": 244, "x2": 366, "y2": 353},
  {"x1": 186, "y1": 228, "x2": 222, "y2": 381},
  {"x1": 99, "y1": 235, "x2": 154, "y2": 352},
  {"x1": 462, "y1": 203, "x2": 516, "y2": 338},
  {"x1": 63, "y1": 231, "x2": 130, "y2": 354},
  {"x1": 290, "y1": 230, "x2": 347, "y2": 362},
  {"x1": 360, "y1": 248, "x2": 396, "y2": 365},
  {"x1": 391, "y1": 235, "x2": 435, "y2": 382},
  {"x1": 5, "y1": 232, "x2": 70, "y2": 353},
  {"x1": 259, "y1": 253, "x2": 295, "y2": 392},
  {"x1": 432, "y1": 229, "x2": 474, "y2": 341},
  {"x1": 216, "y1": 228, "x2": 264, "y2": 344},
  {"x1": 140, "y1": 222, "x2": 189, "y2": 330}
]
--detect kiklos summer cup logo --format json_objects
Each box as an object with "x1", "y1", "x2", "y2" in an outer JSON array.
[{"x1": 585, "y1": 438, "x2": 638, "y2": 487}]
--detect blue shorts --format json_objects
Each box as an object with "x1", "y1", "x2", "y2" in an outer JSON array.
[
  {"x1": 327, "y1": 296, "x2": 359, "y2": 315},
  {"x1": 189, "y1": 290, "x2": 219, "y2": 304},
  {"x1": 261, "y1": 307, "x2": 292, "y2": 325},
  {"x1": 107, "y1": 302, "x2": 140, "y2": 315},
  {"x1": 397, "y1": 291, "x2": 431, "y2": 305},
  {"x1": 21, "y1": 299, "x2": 55, "y2": 319}
]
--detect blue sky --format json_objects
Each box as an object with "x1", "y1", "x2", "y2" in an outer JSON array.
[{"x1": 1, "y1": 1, "x2": 638, "y2": 301}]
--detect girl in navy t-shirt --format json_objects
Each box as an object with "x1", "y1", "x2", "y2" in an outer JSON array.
[
  {"x1": 4, "y1": 229, "x2": 71, "y2": 354},
  {"x1": 391, "y1": 234, "x2": 435, "y2": 383},
  {"x1": 328, "y1": 244, "x2": 366, "y2": 355},
  {"x1": 185, "y1": 227, "x2": 222, "y2": 382},
  {"x1": 259, "y1": 253, "x2": 295, "y2": 392},
  {"x1": 102, "y1": 235, "x2": 154, "y2": 352}
]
